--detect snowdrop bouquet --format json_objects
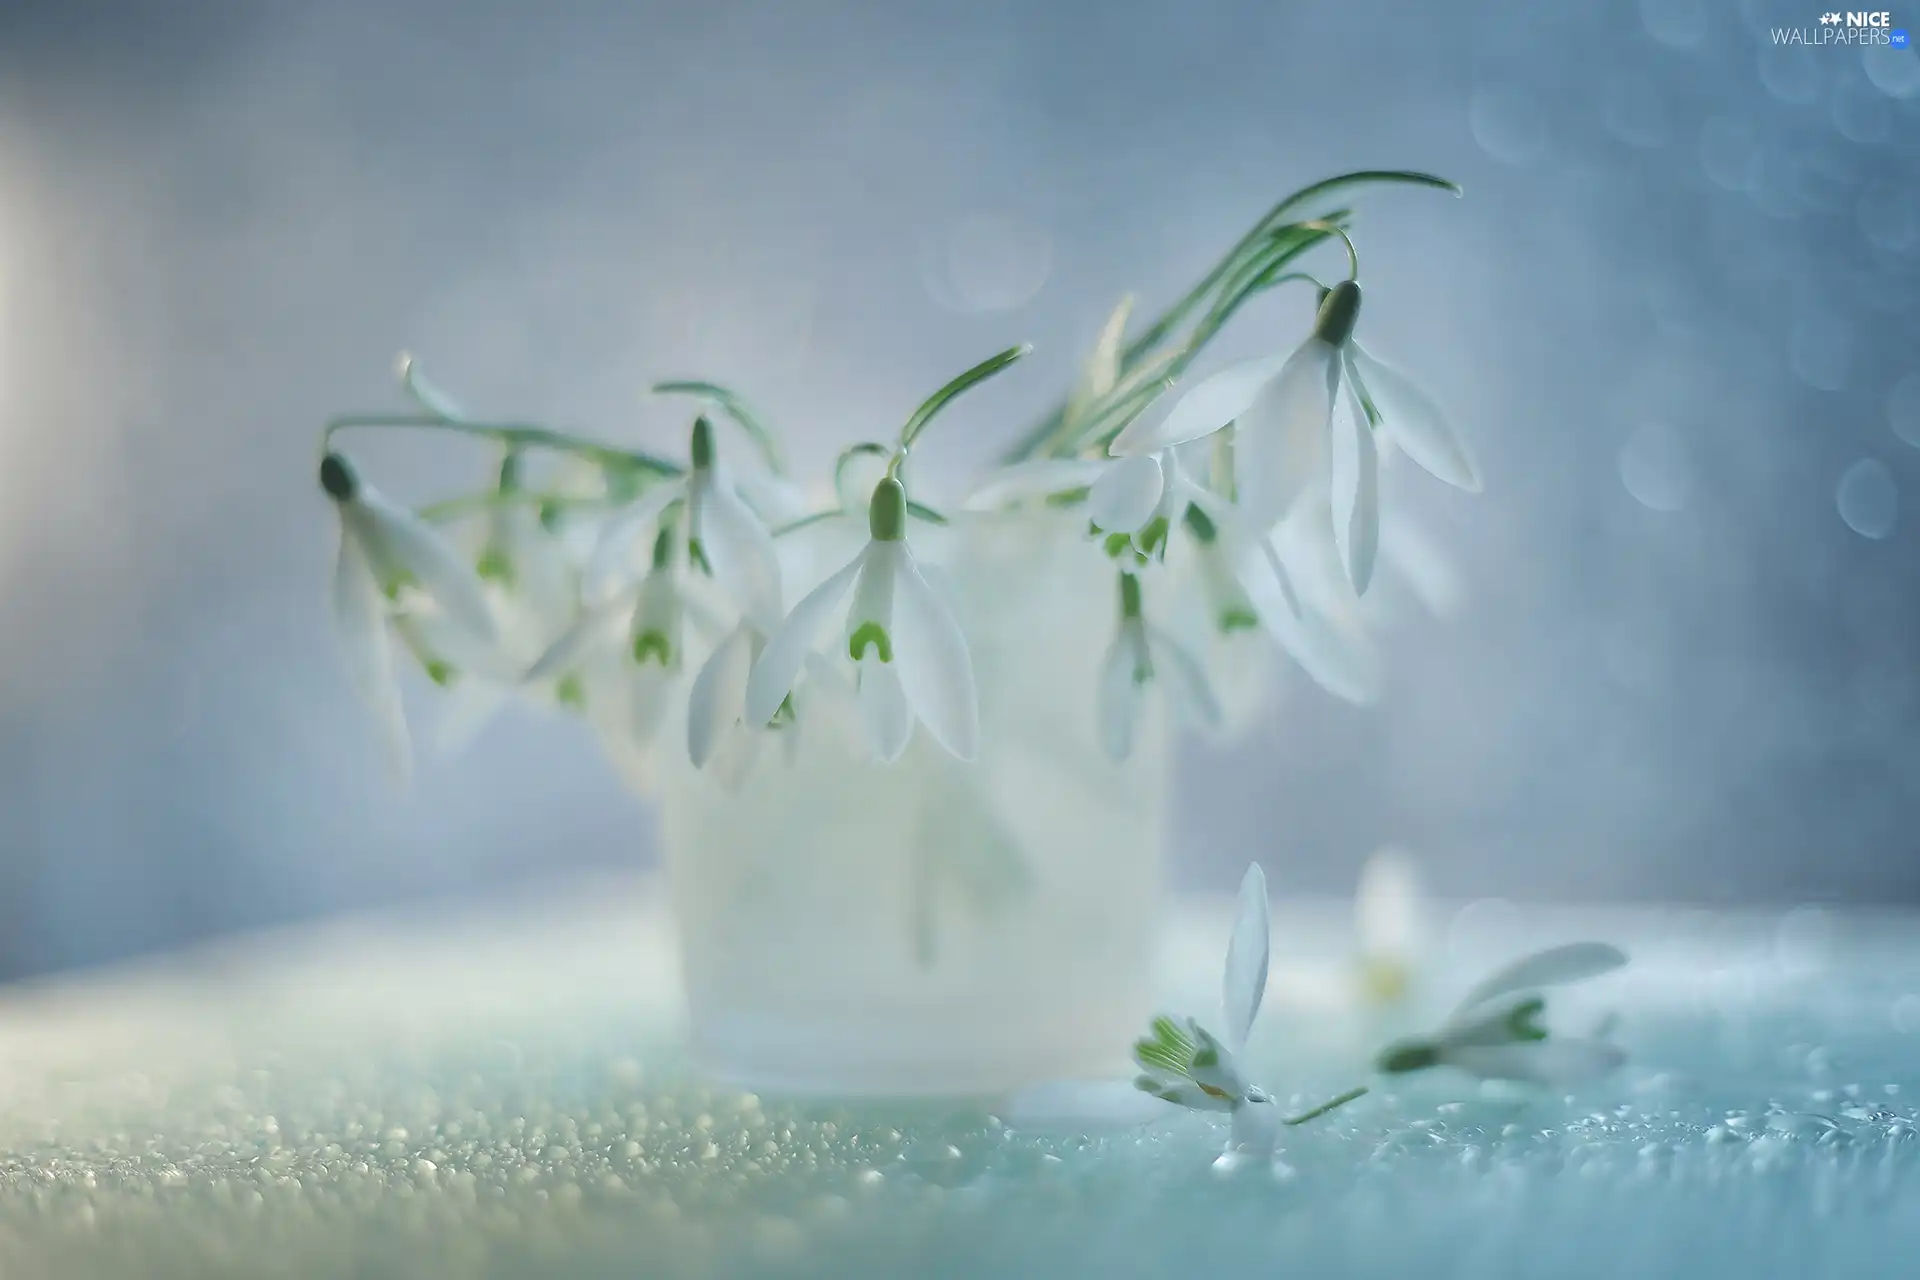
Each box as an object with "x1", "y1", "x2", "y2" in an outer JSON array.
[{"x1": 313, "y1": 169, "x2": 1482, "y2": 1095}]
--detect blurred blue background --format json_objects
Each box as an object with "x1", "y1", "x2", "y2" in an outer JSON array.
[{"x1": 1, "y1": 0, "x2": 1917, "y2": 981}]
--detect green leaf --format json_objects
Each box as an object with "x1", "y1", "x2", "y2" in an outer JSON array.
[
  {"x1": 653, "y1": 379, "x2": 787, "y2": 475},
  {"x1": 906, "y1": 499, "x2": 949, "y2": 527},
  {"x1": 900, "y1": 345, "x2": 1031, "y2": 448}
]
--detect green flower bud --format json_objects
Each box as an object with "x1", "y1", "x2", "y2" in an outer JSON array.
[
  {"x1": 690, "y1": 415, "x2": 715, "y2": 471},
  {"x1": 868, "y1": 477, "x2": 907, "y2": 542},
  {"x1": 1312, "y1": 279, "x2": 1362, "y2": 347},
  {"x1": 318, "y1": 452, "x2": 358, "y2": 502}
]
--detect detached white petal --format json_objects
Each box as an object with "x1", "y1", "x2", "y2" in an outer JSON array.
[
  {"x1": 687, "y1": 624, "x2": 755, "y2": 769},
  {"x1": 890, "y1": 551, "x2": 980, "y2": 761},
  {"x1": 1356, "y1": 846, "x2": 1422, "y2": 961},
  {"x1": 693, "y1": 467, "x2": 784, "y2": 630},
  {"x1": 583, "y1": 478, "x2": 688, "y2": 601},
  {"x1": 962, "y1": 459, "x2": 1109, "y2": 511},
  {"x1": 1449, "y1": 943, "x2": 1629, "y2": 1024},
  {"x1": 352, "y1": 492, "x2": 498, "y2": 644},
  {"x1": 1348, "y1": 343, "x2": 1481, "y2": 493},
  {"x1": 1112, "y1": 353, "x2": 1289, "y2": 457},
  {"x1": 1222, "y1": 863, "x2": 1270, "y2": 1055},
  {"x1": 856, "y1": 651, "x2": 913, "y2": 763},
  {"x1": 1232, "y1": 339, "x2": 1337, "y2": 530},
  {"x1": 1444, "y1": 1039, "x2": 1626, "y2": 1086},
  {"x1": 1185, "y1": 1023, "x2": 1248, "y2": 1101},
  {"x1": 1328, "y1": 370, "x2": 1380, "y2": 596},
  {"x1": 744, "y1": 548, "x2": 868, "y2": 727},
  {"x1": 331, "y1": 527, "x2": 411, "y2": 785},
  {"x1": 1087, "y1": 453, "x2": 1166, "y2": 533},
  {"x1": 1228, "y1": 1099, "x2": 1281, "y2": 1157},
  {"x1": 1095, "y1": 621, "x2": 1148, "y2": 762}
]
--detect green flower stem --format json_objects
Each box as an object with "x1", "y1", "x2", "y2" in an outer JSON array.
[
  {"x1": 1282, "y1": 1085, "x2": 1369, "y2": 1126},
  {"x1": 653, "y1": 380, "x2": 785, "y2": 476},
  {"x1": 899, "y1": 345, "x2": 1032, "y2": 449},
  {"x1": 321, "y1": 414, "x2": 683, "y2": 478}
]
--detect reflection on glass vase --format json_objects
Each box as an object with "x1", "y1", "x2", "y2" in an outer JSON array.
[{"x1": 648, "y1": 511, "x2": 1169, "y2": 1098}]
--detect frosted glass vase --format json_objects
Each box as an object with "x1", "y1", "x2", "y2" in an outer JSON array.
[{"x1": 651, "y1": 513, "x2": 1170, "y2": 1098}]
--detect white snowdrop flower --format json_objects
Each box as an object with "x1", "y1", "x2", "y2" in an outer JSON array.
[
  {"x1": 585, "y1": 417, "x2": 781, "y2": 628},
  {"x1": 1354, "y1": 846, "x2": 1423, "y2": 1007},
  {"x1": 1375, "y1": 942, "x2": 1629, "y2": 1085},
  {"x1": 744, "y1": 476, "x2": 978, "y2": 764},
  {"x1": 1095, "y1": 572, "x2": 1221, "y2": 762},
  {"x1": 1112, "y1": 282, "x2": 1479, "y2": 596},
  {"x1": 319, "y1": 451, "x2": 500, "y2": 783}
]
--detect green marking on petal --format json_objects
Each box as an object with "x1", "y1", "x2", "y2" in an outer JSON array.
[
  {"x1": 555, "y1": 673, "x2": 586, "y2": 709},
  {"x1": 688, "y1": 538, "x2": 713, "y2": 577},
  {"x1": 849, "y1": 622, "x2": 893, "y2": 663},
  {"x1": 633, "y1": 630, "x2": 674, "y2": 666},
  {"x1": 1218, "y1": 608, "x2": 1260, "y2": 634},
  {"x1": 770, "y1": 692, "x2": 797, "y2": 726},
  {"x1": 424, "y1": 659, "x2": 457, "y2": 688},
  {"x1": 1118, "y1": 571, "x2": 1143, "y2": 620},
  {"x1": 1044, "y1": 486, "x2": 1090, "y2": 508},
  {"x1": 476, "y1": 544, "x2": 513, "y2": 586},
  {"x1": 1102, "y1": 531, "x2": 1134, "y2": 559},
  {"x1": 1181, "y1": 503, "x2": 1219, "y2": 544},
  {"x1": 1134, "y1": 516, "x2": 1169, "y2": 559},
  {"x1": 538, "y1": 499, "x2": 564, "y2": 532},
  {"x1": 1505, "y1": 996, "x2": 1550, "y2": 1042}
]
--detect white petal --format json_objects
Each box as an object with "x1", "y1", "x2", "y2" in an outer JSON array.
[
  {"x1": 1378, "y1": 513, "x2": 1464, "y2": 618},
  {"x1": 1145, "y1": 624, "x2": 1222, "y2": 730},
  {"x1": 432, "y1": 678, "x2": 510, "y2": 756},
  {"x1": 582, "y1": 479, "x2": 687, "y2": 602},
  {"x1": 631, "y1": 662, "x2": 675, "y2": 745},
  {"x1": 1232, "y1": 339, "x2": 1337, "y2": 529},
  {"x1": 686, "y1": 624, "x2": 754, "y2": 769},
  {"x1": 1274, "y1": 596, "x2": 1384, "y2": 706},
  {"x1": 1136, "y1": 1078, "x2": 1237, "y2": 1114},
  {"x1": 1000, "y1": 1079, "x2": 1172, "y2": 1134},
  {"x1": 355, "y1": 492, "x2": 498, "y2": 644},
  {"x1": 1443, "y1": 1040, "x2": 1626, "y2": 1086},
  {"x1": 1182, "y1": 484, "x2": 1302, "y2": 624},
  {"x1": 1222, "y1": 863, "x2": 1270, "y2": 1055},
  {"x1": 332, "y1": 528, "x2": 411, "y2": 786},
  {"x1": 1086, "y1": 453, "x2": 1166, "y2": 534},
  {"x1": 502, "y1": 505, "x2": 577, "y2": 629},
  {"x1": 732, "y1": 470, "x2": 812, "y2": 525},
  {"x1": 1448, "y1": 943, "x2": 1630, "y2": 1023},
  {"x1": 708, "y1": 724, "x2": 763, "y2": 792},
  {"x1": 1094, "y1": 623, "x2": 1147, "y2": 762},
  {"x1": 523, "y1": 587, "x2": 636, "y2": 684},
  {"x1": 1328, "y1": 369, "x2": 1380, "y2": 596},
  {"x1": 1349, "y1": 343, "x2": 1481, "y2": 492},
  {"x1": 1356, "y1": 846, "x2": 1422, "y2": 959},
  {"x1": 856, "y1": 651, "x2": 913, "y2": 763},
  {"x1": 1186, "y1": 1022, "x2": 1248, "y2": 1101},
  {"x1": 1111, "y1": 354, "x2": 1290, "y2": 456},
  {"x1": 743, "y1": 548, "x2": 867, "y2": 727},
  {"x1": 961, "y1": 459, "x2": 1109, "y2": 511},
  {"x1": 694, "y1": 467, "x2": 784, "y2": 630},
  {"x1": 889, "y1": 550, "x2": 980, "y2": 761}
]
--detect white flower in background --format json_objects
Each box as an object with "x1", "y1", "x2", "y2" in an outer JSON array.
[
  {"x1": 1354, "y1": 846, "x2": 1423, "y2": 1008},
  {"x1": 584, "y1": 417, "x2": 781, "y2": 627},
  {"x1": 1095, "y1": 572, "x2": 1221, "y2": 762},
  {"x1": 745, "y1": 476, "x2": 978, "y2": 763},
  {"x1": 319, "y1": 451, "x2": 501, "y2": 783},
  {"x1": 1375, "y1": 942, "x2": 1628, "y2": 1085},
  {"x1": 1112, "y1": 281, "x2": 1479, "y2": 597}
]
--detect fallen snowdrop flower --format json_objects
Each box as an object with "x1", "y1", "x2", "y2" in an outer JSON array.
[{"x1": 1375, "y1": 942, "x2": 1629, "y2": 1085}]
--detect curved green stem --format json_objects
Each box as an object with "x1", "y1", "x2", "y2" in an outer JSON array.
[
  {"x1": 653, "y1": 380, "x2": 786, "y2": 476},
  {"x1": 416, "y1": 488, "x2": 612, "y2": 524},
  {"x1": 900, "y1": 345, "x2": 1031, "y2": 448},
  {"x1": 1281, "y1": 1085, "x2": 1369, "y2": 1126},
  {"x1": 322, "y1": 414, "x2": 683, "y2": 477},
  {"x1": 1298, "y1": 220, "x2": 1360, "y2": 280}
]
